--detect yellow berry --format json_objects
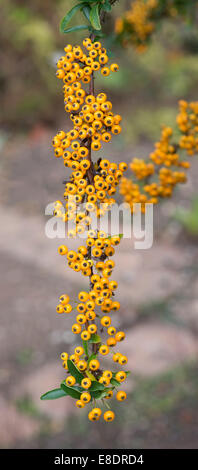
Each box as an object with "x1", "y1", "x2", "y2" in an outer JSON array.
[
  {"x1": 116, "y1": 391, "x2": 127, "y2": 401},
  {"x1": 80, "y1": 392, "x2": 91, "y2": 404},
  {"x1": 74, "y1": 346, "x2": 84, "y2": 356},
  {"x1": 115, "y1": 371, "x2": 126, "y2": 382},
  {"x1": 81, "y1": 378, "x2": 92, "y2": 389},
  {"x1": 99, "y1": 345, "x2": 109, "y2": 355},
  {"x1": 89, "y1": 359, "x2": 100, "y2": 371},
  {"x1": 66, "y1": 375, "x2": 76, "y2": 386},
  {"x1": 76, "y1": 400, "x2": 85, "y2": 409},
  {"x1": 103, "y1": 410, "x2": 115, "y2": 422}
]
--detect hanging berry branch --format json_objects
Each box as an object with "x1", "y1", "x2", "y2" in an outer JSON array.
[
  {"x1": 115, "y1": 0, "x2": 198, "y2": 52},
  {"x1": 40, "y1": 0, "x2": 198, "y2": 424},
  {"x1": 113, "y1": 2, "x2": 198, "y2": 212},
  {"x1": 120, "y1": 101, "x2": 198, "y2": 214},
  {"x1": 41, "y1": 0, "x2": 130, "y2": 423}
]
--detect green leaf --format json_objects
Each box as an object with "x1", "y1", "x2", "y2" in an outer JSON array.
[
  {"x1": 60, "y1": 4, "x2": 86, "y2": 33},
  {"x1": 40, "y1": 388, "x2": 67, "y2": 400},
  {"x1": 89, "y1": 382, "x2": 106, "y2": 398},
  {"x1": 88, "y1": 353, "x2": 97, "y2": 365},
  {"x1": 90, "y1": 4, "x2": 101, "y2": 30},
  {"x1": 126, "y1": 371, "x2": 131, "y2": 377},
  {"x1": 110, "y1": 378, "x2": 121, "y2": 387},
  {"x1": 61, "y1": 24, "x2": 89, "y2": 34},
  {"x1": 82, "y1": 5, "x2": 91, "y2": 22},
  {"x1": 61, "y1": 383, "x2": 81, "y2": 399},
  {"x1": 86, "y1": 370, "x2": 97, "y2": 381},
  {"x1": 67, "y1": 359, "x2": 84, "y2": 384},
  {"x1": 91, "y1": 389, "x2": 108, "y2": 399},
  {"x1": 89, "y1": 334, "x2": 101, "y2": 344},
  {"x1": 103, "y1": 0, "x2": 112, "y2": 11},
  {"x1": 89, "y1": 382, "x2": 105, "y2": 391},
  {"x1": 82, "y1": 339, "x2": 89, "y2": 357},
  {"x1": 61, "y1": 380, "x2": 84, "y2": 393},
  {"x1": 94, "y1": 31, "x2": 106, "y2": 39},
  {"x1": 107, "y1": 233, "x2": 123, "y2": 239}
]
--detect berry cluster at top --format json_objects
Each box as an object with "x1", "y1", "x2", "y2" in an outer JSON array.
[
  {"x1": 114, "y1": 0, "x2": 193, "y2": 52},
  {"x1": 115, "y1": 0, "x2": 158, "y2": 52},
  {"x1": 45, "y1": 38, "x2": 129, "y2": 423},
  {"x1": 120, "y1": 100, "x2": 198, "y2": 212}
]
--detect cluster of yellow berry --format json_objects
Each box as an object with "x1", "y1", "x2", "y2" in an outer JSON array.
[
  {"x1": 53, "y1": 157, "x2": 127, "y2": 235},
  {"x1": 52, "y1": 38, "x2": 127, "y2": 231},
  {"x1": 120, "y1": 100, "x2": 198, "y2": 212},
  {"x1": 57, "y1": 231, "x2": 129, "y2": 422},
  {"x1": 58, "y1": 233, "x2": 122, "y2": 278},
  {"x1": 49, "y1": 38, "x2": 129, "y2": 423},
  {"x1": 177, "y1": 100, "x2": 198, "y2": 156},
  {"x1": 115, "y1": 0, "x2": 158, "y2": 52}
]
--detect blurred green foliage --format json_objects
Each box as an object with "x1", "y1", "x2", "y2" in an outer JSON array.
[
  {"x1": 174, "y1": 196, "x2": 198, "y2": 236},
  {"x1": 1, "y1": 0, "x2": 74, "y2": 127},
  {"x1": 1, "y1": 1, "x2": 198, "y2": 133},
  {"x1": 16, "y1": 395, "x2": 41, "y2": 418}
]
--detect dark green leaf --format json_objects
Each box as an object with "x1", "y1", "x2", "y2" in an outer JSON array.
[
  {"x1": 90, "y1": 4, "x2": 101, "y2": 30},
  {"x1": 82, "y1": 5, "x2": 91, "y2": 22},
  {"x1": 61, "y1": 25, "x2": 89, "y2": 34},
  {"x1": 91, "y1": 389, "x2": 109, "y2": 399},
  {"x1": 126, "y1": 371, "x2": 131, "y2": 377},
  {"x1": 103, "y1": 0, "x2": 112, "y2": 11},
  {"x1": 110, "y1": 378, "x2": 121, "y2": 387},
  {"x1": 60, "y1": 4, "x2": 86, "y2": 33},
  {"x1": 89, "y1": 334, "x2": 101, "y2": 344},
  {"x1": 88, "y1": 353, "x2": 97, "y2": 365},
  {"x1": 67, "y1": 359, "x2": 84, "y2": 384},
  {"x1": 89, "y1": 382, "x2": 105, "y2": 391},
  {"x1": 61, "y1": 383, "x2": 81, "y2": 399},
  {"x1": 82, "y1": 339, "x2": 89, "y2": 357},
  {"x1": 94, "y1": 31, "x2": 106, "y2": 39},
  {"x1": 61, "y1": 380, "x2": 84, "y2": 393},
  {"x1": 40, "y1": 388, "x2": 67, "y2": 400}
]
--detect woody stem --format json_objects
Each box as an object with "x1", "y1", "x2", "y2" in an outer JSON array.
[{"x1": 86, "y1": 56, "x2": 98, "y2": 356}]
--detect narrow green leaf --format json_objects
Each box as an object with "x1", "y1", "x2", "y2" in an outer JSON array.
[
  {"x1": 86, "y1": 370, "x2": 97, "y2": 381},
  {"x1": 90, "y1": 4, "x2": 101, "y2": 30},
  {"x1": 91, "y1": 389, "x2": 108, "y2": 399},
  {"x1": 82, "y1": 5, "x2": 91, "y2": 22},
  {"x1": 61, "y1": 383, "x2": 81, "y2": 399},
  {"x1": 67, "y1": 359, "x2": 84, "y2": 384},
  {"x1": 82, "y1": 339, "x2": 89, "y2": 357},
  {"x1": 61, "y1": 24, "x2": 90, "y2": 34},
  {"x1": 89, "y1": 382, "x2": 105, "y2": 391},
  {"x1": 126, "y1": 371, "x2": 131, "y2": 377},
  {"x1": 61, "y1": 380, "x2": 84, "y2": 393},
  {"x1": 60, "y1": 4, "x2": 86, "y2": 33},
  {"x1": 40, "y1": 388, "x2": 67, "y2": 400},
  {"x1": 110, "y1": 378, "x2": 121, "y2": 387},
  {"x1": 94, "y1": 31, "x2": 106, "y2": 39},
  {"x1": 89, "y1": 334, "x2": 101, "y2": 344},
  {"x1": 88, "y1": 353, "x2": 97, "y2": 365},
  {"x1": 103, "y1": 0, "x2": 112, "y2": 12}
]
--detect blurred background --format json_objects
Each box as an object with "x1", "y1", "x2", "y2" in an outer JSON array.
[{"x1": 1, "y1": 0, "x2": 198, "y2": 449}]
